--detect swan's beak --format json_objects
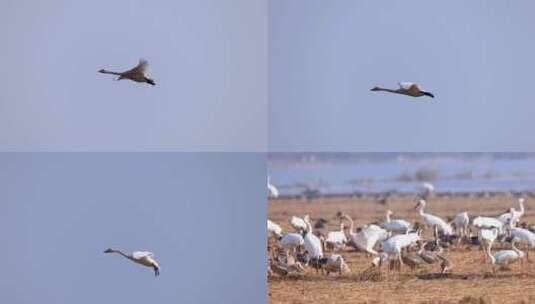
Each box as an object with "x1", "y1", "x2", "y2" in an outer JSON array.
[{"x1": 413, "y1": 202, "x2": 420, "y2": 210}]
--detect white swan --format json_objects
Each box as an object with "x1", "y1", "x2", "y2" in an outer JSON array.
[
  {"x1": 268, "y1": 219, "x2": 283, "y2": 237},
  {"x1": 325, "y1": 222, "x2": 348, "y2": 250},
  {"x1": 371, "y1": 82, "x2": 434, "y2": 98},
  {"x1": 303, "y1": 216, "x2": 323, "y2": 259},
  {"x1": 383, "y1": 210, "x2": 412, "y2": 234},
  {"x1": 104, "y1": 248, "x2": 160, "y2": 277},
  {"x1": 99, "y1": 59, "x2": 155, "y2": 85},
  {"x1": 290, "y1": 215, "x2": 308, "y2": 233}
]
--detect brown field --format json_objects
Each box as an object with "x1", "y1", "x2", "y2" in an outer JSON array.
[{"x1": 268, "y1": 196, "x2": 535, "y2": 304}]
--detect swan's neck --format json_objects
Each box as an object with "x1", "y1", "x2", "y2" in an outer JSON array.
[
  {"x1": 100, "y1": 70, "x2": 122, "y2": 76},
  {"x1": 112, "y1": 250, "x2": 132, "y2": 260},
  {"x1": 385, "y1": 213, "x2": 391, "y2": 223},
  {"x1": 375, "y1": 87, "x2": 400, "y2": 94}
]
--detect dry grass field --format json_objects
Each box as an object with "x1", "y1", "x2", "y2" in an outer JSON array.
[{"x1": 268, "y1": 196, "x2": 535, "y2": 304}]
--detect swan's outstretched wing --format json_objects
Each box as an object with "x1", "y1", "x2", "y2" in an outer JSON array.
[
  {"x1": 124, "y1": 59, "x2": 148, "y2": 75},
  {"x1": 132, "y1": 251, "x2": 154, "y2": 259},
  {"x1": 398, "y1": 82, "x2": 416, "y2": 90}
]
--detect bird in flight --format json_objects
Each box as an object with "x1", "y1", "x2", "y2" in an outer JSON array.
[
  {"x1": 104, "y1": 248, "x2": 161, "y2": 277},
  {"x1": 371, "y1": 82, "x2": 434, "y2": 98},
  {"x1": 99, "y1": 59, "x2": 155, "y2": 86}
]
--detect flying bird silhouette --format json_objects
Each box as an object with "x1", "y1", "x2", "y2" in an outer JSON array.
[
  {"x1": 371, "y1": 82, "x2": 434, "y2": 98},
  {"x1": 99, "y1": 59, "x2": 155, "y2": 86}
]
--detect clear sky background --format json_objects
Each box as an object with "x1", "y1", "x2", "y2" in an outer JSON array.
[
  {"x1": 0, "y1": 153, "x2": 266, "y2": 303},
  {"x1": 269, "y1": 0, "x2": 535, "y2": 151},
  {"x1": 0, "y1": 0, "x2": 266, "y2": 151}
]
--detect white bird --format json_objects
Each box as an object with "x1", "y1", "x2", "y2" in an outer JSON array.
[
  {"x1": 509, "y1": 225, "x2": 535, "y2": 260},
  {"x1": 370, "y1": 82, "x2": 434, "y2": 98},
  {"x1": 325, "y1": 222, "x2": 347, "y2": 251},
  {"x1": 341, "y1": 214, "x2": 388, "y2": 255},
  {"x1": 478, "y1": 228, "x2": 499, "y2": 263},
  {"x1": 104, "y1": 248, "x2": 160, "y2": 277},
  {"x1": 355, "y1": 226, "x2": 390, "y2": 255},
  {"x1": 280, "y1": 233, "x2": 305, "y2": 251},
  {"x1": 451, "y1": 211, "x2": 470, "y2": 238},
  {"x1": 268, "y1": 219, "x2": 283, "y2": 238},
  {"x1": 472, "y1": 216, "x2": 504, "y2": 233},
  {"x1": 420, "y1": 182, "x2": 435, "y2": 199},
  {"x1": 267, "y1": 176, "x2": 280, "y2": 198},
  {"x1": 99, "y1": 59, "x2": 155, "y2": 85},
  {"x1": 374, "y1": 232, "x2": 421, "y2": 271},
  {"x1": 414, "y1": 200, "x2": 453, "y2": 235},
  {"x1": 303, "y1": 216, "x2": 323, "y2": 259},
  {"x1": 383, "y1": 210, "x2": 412, "y2": 234},
  {"x1": 497, "y1": 198, "x2": 525, "y2": 226},
  {"x1": 485, "y1": 240, "x2": 524, "y2": 270},
  {"x1": 321, "y1": 254, "x2": 350, "y2": 275},
  {"x1": 290, "y1": 216, "x2": 308, "y2": 233}
]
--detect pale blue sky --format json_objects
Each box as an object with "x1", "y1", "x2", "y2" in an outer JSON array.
[
  {"x1": 269, "y1": 0, "x2": 535, "y2": 151},
  {"x1": 0, "y1": 0, "x2": 266, "y2": 151},
  {"x1": 0, "y1": 153, "x2": 265, "y2": 303}
]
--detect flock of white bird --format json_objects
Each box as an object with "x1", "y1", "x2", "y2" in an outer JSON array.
[{"x1": 268, "y1": 197, "x2": 534, "y2": 277}]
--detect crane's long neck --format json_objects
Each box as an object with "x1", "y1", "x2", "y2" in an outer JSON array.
[
  {"x1": 512, "y1": 242, "x2": 522, "y2": 257},
  {"x1": 418, "y1": 205, "x2": 425, "y2": 217},
  {"x1": 99, "y1": 69, "x2": 122, "y2": 76},
  {"x1": 484, "y1": 244, "x2": 495, "y2": 264},
  {"x1": 519, "y1": 200, "x2": 525, "y2": 214},
  {"x1": 385, "y1": 212, "x2": 391, "y2": 223}
]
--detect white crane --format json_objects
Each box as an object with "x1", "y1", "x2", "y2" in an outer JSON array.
[
  {"x1": 508, "y1": 224, "x2": 535, "y2": 260},
  {"x1": 370, "y1": 82, "x2": 434, "y2": 98},
  {"x1": 268, "y1": 219, "x2": 283, "y2": 238},
  {"x1": 290, "y1": 216, "x2": 308, "y2": 233},
  {"x1": 104, "y1": 248, "x2": 160, "y2": 277},
  {"x1": 414, "y1": 200, "x2": 453, "y2": 235},
  {"x1": 303, "y1": 216, "x2": 323, "y2": 259},
  {"x1": 451, "y1": 211, "x2": 470, "y2": 239},
  {"x1": 478, "y1": 228, "x2": 499, "y2": 263},
  {"x1": 267, "y1": 176, "x2": 280, "y2": 198},
  {"x1": 485, "y1": 240, "x2": 524, "y2": 271},
  {"x1": 99, "y1": 59, "x2": 155, "y2": 86},
  {"x1": 497, "y1": 198, "x2": 525, "y2": 226},
  {"x1": 472, "y1": 216, "x2": 504, "y2": 233},
  {"x1": 383, "y1": 210, "x2": 412, "y2": 234}
]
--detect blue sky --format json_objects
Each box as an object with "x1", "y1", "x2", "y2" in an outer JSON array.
[
  {"x1": 0, "y1": 153, "x2": 265, "y2": 303},
  {"x1": 0, "y1": 0, "x2": 266, "y2": 151},
  {"x1": 269, "y1": 0, "x2": 535, "y2": 151}
]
